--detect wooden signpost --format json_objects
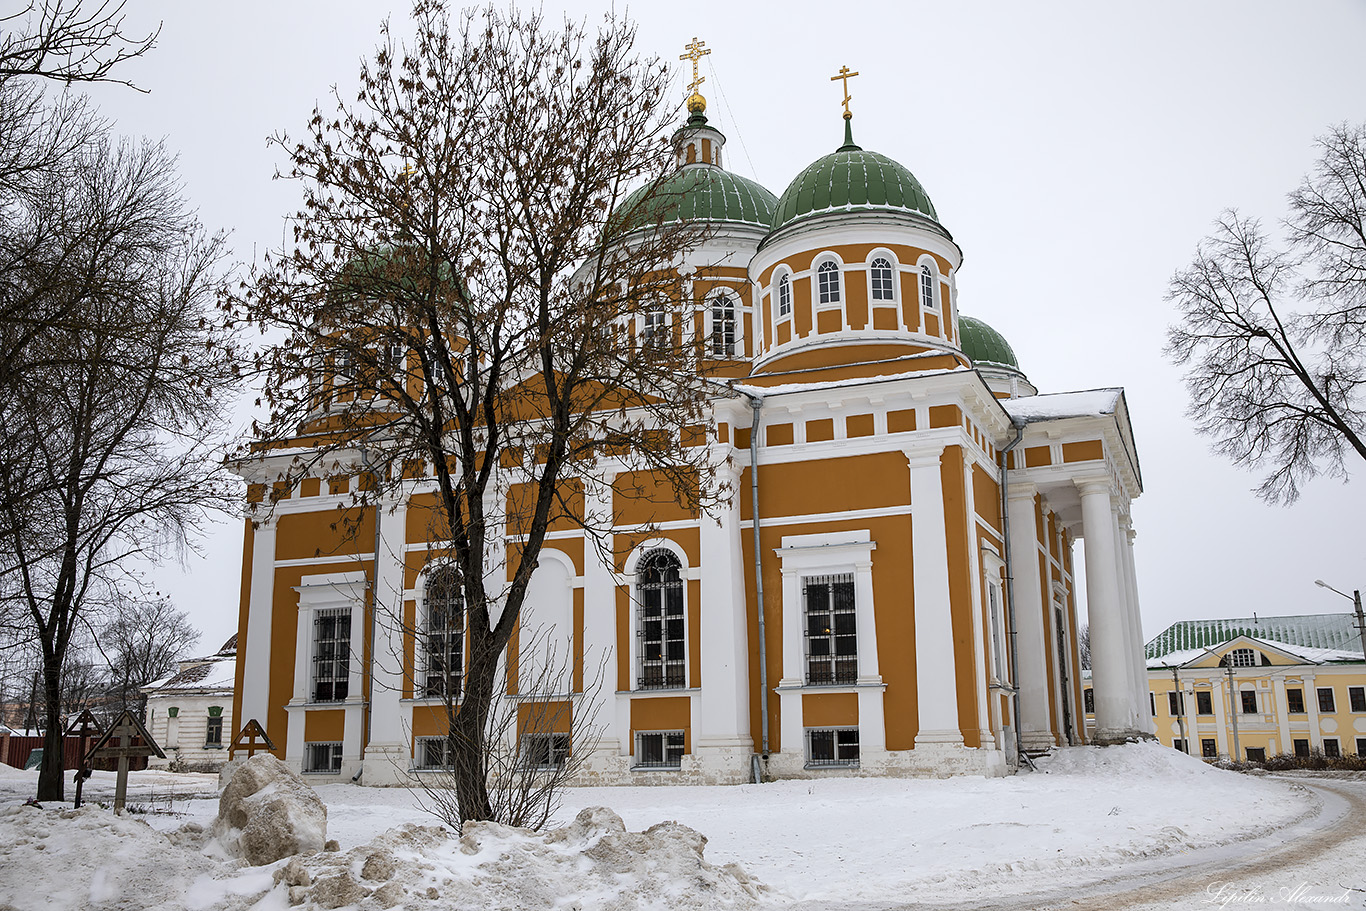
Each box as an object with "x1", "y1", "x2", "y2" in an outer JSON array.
[
  {"x1": 65, "y1": 710, "x2": 101, "y2": 809},
  {"x1": 228, "y1": 719, "x2": 275, "y2": 759},
  {"x1": 85, "y1": 710, "x2": 164, "y2": 812}
]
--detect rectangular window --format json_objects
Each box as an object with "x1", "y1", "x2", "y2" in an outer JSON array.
[
  {"x1": 1293, "y1": 738, "x2": 1310, "y2": 758},
  {"x1": 312, "y1": 608, "x2": 351, "y2": 703},
  {"x1": 1356, "y1": 737, "x2": 1366, "y2": 757},
  {"x1": 1287, "y1": 688, "x2": 1305, "y2": 714},
  {"x1": 987, "y1": 582, "x2": 1007, "y2": 683},
  {"x1": 1246, "y1": 747, "x2": 1266, "y2": 763},
  {"x1": 414, "y1": 736, "x2": 451, "y2": 770},
  {"x1": 1168, "y1": 691, "x2": 1184, "y2": 716},
  {"x1": 642, "y1": 310, "x2": 667, "y2": 350},
  {"x1": 1349, "y1": 686, "x2": 1365, "y2": 713},
  {"x1": 1196, "y1": 690, "x2": 1213, "y2": 715},
  {"x1": 638, "y1": 567, "x2": 685, "y2": 691},
  {"x1": 521, "y1": 733, "x2": 571, "y2": 770},
  {"x1": 1150, "y1": 692, "x2": 1157, "y2": 716},
  {"x1": 305, "y1": 742, "x2": 343, "y2": 774},
  {"x1": 1241, "y1": 691, "x2": 1257, "y2": 714},
  {"x1": 1173, "y1": 738, "x2": 1188, "y2": 754},
  {"x1": 635, "y1": 731, "x2": 684, "y2": 769},
  {"x1": 205, "y1": 715, "x2": 223, "y2": 747},
  {"x1": 806, "y1": 728, "x2": 860, "y2": 768},
  {"x1": 1083, "y1": 688, "x2": 1094, "y2": 714},
  {"x1": 1323, "y1": 738, "x2": 1341, "y2": 759},
  {"x1": 1318, "y1": 687, "x2": 1336, "y2": 713},
  {"x1": 425, "y1": 595, "x2": 464, "y2": 700},
  {"x1": 1201, "y1": 738, "x2": 1218, "y2": 759},
  {"x1": 711, "y1": 299, "x2": 736, "y2": 358},
  {"x1": 804, "y1": 574, "x2": 857, "y2": 685}
]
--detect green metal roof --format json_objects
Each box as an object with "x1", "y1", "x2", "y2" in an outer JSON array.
[
  {"x1": 1146, "y1": 614, "x2": 1363, "y2": 662},
  {"x1": 620, "y1": 166, "x2": 778, "y2": 230},
  {"x1": 770, "y1": 131, "x2": 938, "y2": 231},
  {"x1": 958, "y1": 315, "x2": 1021, "y2": 371}
]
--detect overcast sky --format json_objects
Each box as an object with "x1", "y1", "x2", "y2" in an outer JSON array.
[{"x1": 82, "y1": 0, "x2": 1366, "y2": 655}]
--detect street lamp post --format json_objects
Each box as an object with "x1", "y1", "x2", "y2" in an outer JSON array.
[{"x1": 1314, "y1": 580, "x2": 1366, "y2": 662}]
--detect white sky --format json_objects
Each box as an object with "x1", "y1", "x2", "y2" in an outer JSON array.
[{"x1": 82, "y1": 0, "x2": 1366, "y2": 654}]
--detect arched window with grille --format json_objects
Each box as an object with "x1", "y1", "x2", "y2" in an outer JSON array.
[
  {"x1": 636, "y1": 549, "x2": 685, "y2": 689},
  {"x1": 777, "y1": 272, "x2": 792, "y2": 318},
  {"x1": 817, "y1": 260, "x2": 842, "y2": 305},
  {"x1": 424, "y1": 566, "x2": 464, "y2": 698},
  {"x1": 870, "y1": 257, "x2": 895, "y2": 302},
  {"x1": 711, "y1": 292, "x2": 737, "y2": 357},
  {"x1": 920, "y1": 263, "x2": 937, "y2": 309}
]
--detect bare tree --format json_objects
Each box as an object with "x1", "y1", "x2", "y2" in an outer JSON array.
[
  {"x1": 0, "y1": 133, "x2": 238, "y2": 801},
  {"x1": 1166, "y1": 123, "x2": 1366, "y2": 503},
  {"x1": 94, "y1": 596, "x2": 200, "y2": 714},
  {"x1": 1078, "y1": 624, "x2": 1091, "y2": 671},
  {"x1": 236, "y1": 1, "x2": 725, "y2": 823},
  {"x1": 0, "y1": 1, "x2": 157, "y2": 87}
]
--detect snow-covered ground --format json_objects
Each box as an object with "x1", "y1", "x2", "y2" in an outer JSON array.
[{"x1": 0, "y1": 744, "x2": 1325, "y2": 910}]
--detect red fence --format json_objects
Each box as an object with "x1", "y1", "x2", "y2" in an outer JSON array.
[{"x1": 0, "y1": 732, "x2": 147, "y2": 772}]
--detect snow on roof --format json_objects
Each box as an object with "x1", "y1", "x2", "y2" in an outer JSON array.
[
  {"x1": 1145, "y1": 639, "x2": 1362, "y2": 669},
  {"x1": 1146, "y1": 613, "x2": 1363, "y2": 662},
  {"x1": 1001, "y1": 388, "x2": 1122, "y2": 422},
  {"x1": 143, "y1": 655, "x2": 236, "y2": 695},
  {"x1": 732, "y1": 363, "x2": 966, "y2": 399}
]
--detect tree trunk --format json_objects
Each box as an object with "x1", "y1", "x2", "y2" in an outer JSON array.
[
  {"x1": 453, "y1": 639, "x2": 498, "y2": 823},
  {"x1": 37, "y1": 658, "x2": 64, "y2": 801}
]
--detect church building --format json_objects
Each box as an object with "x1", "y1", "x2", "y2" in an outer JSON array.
[{"x1": 231, "y1": 51, "x2": 1152, "y2": 785}]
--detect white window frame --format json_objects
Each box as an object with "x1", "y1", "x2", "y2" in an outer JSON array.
[
  {"x1": 1227, "y1": 647, "x2": 1258, "y2": 668},
  {"x1": 642, "y1": 307, "x2": 668, "y2": 350},
  {"x1": 1349, "y1": 686, "x2": 1366, "y2": 713},
  {"x1": 707, "y1": 288, "x2": 739, "y2": 358},
  {"x1": 1318, "y1": 686, "x2": 1336, "y2": 713},
  {"x1": 292, "y1": 572, "x2": 367, "y2": 708},
  {"x1": 814, "y1": 256, "x2": 844, "y2": 310},
  {"x1": 866, "y1": 251, "x2": 899, "y2": 311},
  {"x1": 624, "y1": 539, "x2": 692, "y2": 693},
  {"x1": 980, "y1": 546, "x2": 1008, "y2": 685},
  {"x1": 918, "y1": 259, "x2": 939, "y2": 311},
  {"x1": 802, "y1": 573, "x2": 857, "y2": 686},
  {"x1": 775, "y1": 270, "x2": 793, "y2": 321},
  {"x1": 420, "y1": 565, "x2": 465, "y2": 700}
]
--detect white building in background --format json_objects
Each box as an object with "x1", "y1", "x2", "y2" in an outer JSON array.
[{"x1": 142, "y1": 636, "x2": 237, "y2": 772}]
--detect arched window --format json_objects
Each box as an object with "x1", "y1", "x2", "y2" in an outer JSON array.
[
  {"x1": 711, "y1": 293, "x2": 737, "y2": 357},
  {"x1": 920, "y1": 264, "x2": 937, "y2": 309},
  {"x1": 424, "y1": 566, "x2": 464, "y2": 698},
  {"x1": 817, "y1": 260, "x2": 841, "y2": 305},
  {"x1": 777, "y1": 273, "x2": 792, "y2": 318},
  {"x1": 636, "y1": 549, "x2": 684, "y2": 689},
  {"x1": 870, "y1": 258, "x2": 895, "y2": 302}
]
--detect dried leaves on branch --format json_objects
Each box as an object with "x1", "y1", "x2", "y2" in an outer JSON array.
[
  {"x1": 1166, "y1": 123, "x2": 1366, "y2": 503},
  {"x1": 235, "y1": 1, "x2": 725, "y2": 824}
]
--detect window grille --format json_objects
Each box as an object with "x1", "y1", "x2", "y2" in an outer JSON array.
[
  {"x1": 1318, "y1": 687, "x2": 1336, "y2": 713},
  {"x1": 425, "y1": 567, "x2": 464, "y2": 699},
  {"x1": 817, "y1": 261, "x2": 841, "y2": 305},
  {"x1": 635, "y1": 731, "x2": 684, "y2": 769},
  {"x1": 414, "y1": 736, "x2": 452, "y2": 770},
  {"x1": 777, "y1": 274, "x2": 792, "y2": 317},
  {"x1": 806, "y1": 728, "x2": 859, "y2": 768},
  {"x1": 636, "y1": 549, "x2": 685, "y2": 689},
  {"x1": 711, "y1": 293, "x2": 737, "y2": 357},
  {"x1": 305, "y1": 742, "x2": 343, "y2": 774},
  {"x1": 1226, "y1": 648, "x2": 1258, "y2": 667},
  {"x1": 920, "y1": 264, "x2": 936, "y2": 309},
  {"x1": 521, "y1": 733, "x2": 571, "y2": 770},
  {"x1": 205, "y1": 715, "x2": 223, "y2": 747},
  {"x1": 1349, "y1": 686, "x2": 1365, "y2": 713},
  {"x1": 1083, "y1": 688, "x2": 1094, "y2": 713},
  {"x1": 1287, "y1": 688, "x2": 1305, "y2": 713},
  {"x1": 870, "y1": 258, "x2": 895, "y2": 301},
  {"x1": 804, "y1": 574, "x2": 857, "y2": 685},
  {"x1": 312, "y1": 608, "x2": 351, "y2": 702}
]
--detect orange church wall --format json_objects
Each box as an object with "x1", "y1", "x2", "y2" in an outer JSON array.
[
  {"x1": 300, "y1": 477, "x2": 321, "y2": 498},
  {"x1": 410, "y1": 704, "x2": 448, "y2": 740},
  {"x1": 928, "y1": 405, "x2": 960, "y2": 429},
  {"x1": 505, "y1": 479, "x2": 583, "y2": 537},
  {"x1": 887, "y1": 409, "x2": 916, "y2": 434},
  {"x1": 972, "y1": 465, "x2": 1002, "y2": 534},
  {"x1": 276, "y1": 508, "x2": 374, "y2": 562},
  {"x1": 629, "y1": 696, "x2": 691, "y2": 754},
  {"x1": 846, "y1": 413, "x2": 875, "y2": 438},
  {"x1": 739, "y1": 452, "x2": 910, "y2": 522},
  {"x1": 613, "y1": 470, "x2": 699, "y2": 527},
  {"x1": 793, "y1": 279, "x2": 813, "y2": 339},
  {"x1": 518, "y1": 701, "x2": 572, "y2": 737},
  {"x1": 767, "y1": 423, "x2": 794, "y2": 446},
  {"x1": 1062, "y1": 440, "x2": 1104, "y2": 463},
  {"x1": 802, "y1": 692, "x2": 858, "y2": 727},
  {"x1": 612, "y1": 528, "x2": 699, "y2": 572},
  {"x1": 231, "y1": 519, "x2": 254, "y2": 748},
  {"x1": 304, "y1": 709, "x2": 345, "y2": 744},
  {"x1": 806, "y1": 418, "x2": 834, "y2": 442},
  {"x1": 816, "y1": 309, "x2": 842, "y2": 334}
]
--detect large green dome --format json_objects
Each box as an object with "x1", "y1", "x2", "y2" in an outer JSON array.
[
  {"x1": 958, "y1": 315, "x2": 1020, "y2": 371},
  {"x1": 771, "y1": 140, "x2": 938, "y2": 231},
  {"x1": 620, "y1": 166, "x2": 778, "y2": 230}
]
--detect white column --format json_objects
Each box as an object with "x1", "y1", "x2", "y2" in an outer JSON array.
[
  {"x1": 1008, "y1": 483, "x2": 1052, "y2": 750},
  {"x1": 962, "y1": 451, "x2": 993, "y2": 748},
  {"x1": 909, "y1": 449, "x2": 961, "y2": 746},
  {"x1": 1078, "y1": 479, "x2": 1137, "y2": 743},
  {"x1": 1108, "y1": 508, "x2": 1140, "y2": 731},
  {"x1": 364, "y1": 493, "x2": 410, "y2": 784},
  {"x1": 1273, "y1": 677, "x2": 1291, "y2": 757},
  {"x1": 582, "y1": 474, "x2": 620, "y2": 756},
  {"x1": 696, "y1": 458, "x2": 751, "y2": 756},
  {"x1": 240, "y1": 518, "x2": 277, "y2": 738},
  {"x1": 1211, "y1": 678, "x2": 1229, "y2": 759},
  {"x1": 1305, "y1": 673, "x2": 1322, "y2": 751},
  {"x1": 1116, "y1": 516, "x2": 1150, "y2": 734},
  {"x1": 777, "y1": 562, "x2": 805, "y2": 760}
]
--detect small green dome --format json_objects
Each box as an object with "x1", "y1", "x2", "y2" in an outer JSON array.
[
  {"x1": 620, "y1": 167, "x2": 778, "y2": 230},
  {"x1": 770, "y1": 143, "x2": 938, "y2": 231},
  {"x1": 958, "y1": 315, "x2": 1021, "y2": 371}
]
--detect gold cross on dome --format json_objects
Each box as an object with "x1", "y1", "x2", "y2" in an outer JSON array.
[
  {"x1": 680, "y1": 37, "x2": 711, "y2": 95},
  {"x1": 830, "y1": 65, "x2": 859, "y2": 119}
]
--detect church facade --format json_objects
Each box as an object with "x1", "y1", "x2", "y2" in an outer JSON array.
[{"x1": 231, "y1": 65, "x2": 1152, "y2": 785}]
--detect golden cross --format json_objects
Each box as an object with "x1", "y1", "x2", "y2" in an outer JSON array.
[
  {"x1": 400, "y1": 160, "x2": 417, "y2": 183},
  {"x1": 830, "y1": 65, "x2": 859, "y2": 119},
  {"x1": 680, "y1": 37, "x2": 711, "y2": 95}
]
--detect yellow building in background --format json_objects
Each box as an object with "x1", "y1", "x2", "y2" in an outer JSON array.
[{"x1": 1089, "y1": 614, "x2": 1366, "y2": 762}]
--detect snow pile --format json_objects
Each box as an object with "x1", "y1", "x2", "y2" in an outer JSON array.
[
  {"x1": 272, "y1": 806, "x2": 769, "y2": 911},
  {"x1": 215, "y1": 753, "x2": 328, "y2": 865},
  {"x1": 1034, "y1": 738, "x2": 1221, "y2": 778}
]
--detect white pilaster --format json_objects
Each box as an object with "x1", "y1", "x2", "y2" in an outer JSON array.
[
  {"x1": 1305, "y1": 673, "x2": 1322, "y2": 751},
  {"x1": 1116, "y1": 515, "x2": 1150, "y2": 734},
  {"x1": 582, "y1": 474, "x2": 620, "y2": 755},
  {"x1": 908, "y1": 449, "x2": 961, "y2": 746},
  {"x1": 1078, "y1": 478, "x2": 1139, "y2": 743},
  {"x1": 364, "y1": 493, "x2": 410, "y2": 784},
  {"x1": 696, "y1": 457, "x2": 751, "y2": 754},
  {"x1": 1108, "y1": 507, "x2": 1140, "y2": 731},
  {"x1": 240, "y1": 519, "x2": 277, "y2": 738},
  {"x1": 1273, "y1": 677, "x2": 1291, "y2": 757},
  {"x1": 962, "y1": 451, "x2": 993, "y2": 747},
  {"x1": 1007, "y1": 482, "x2": 1052, "y2": 750}
]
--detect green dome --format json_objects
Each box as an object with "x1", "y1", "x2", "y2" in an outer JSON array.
[
  {"x1": 620, "y1": 166, "x2": 778, "y2": 230},
  {"x1": 958, "y1": 315, "x2": 1021, "y2": 371},
  {"x1": 771, "y1": 143, "x2": 938, "y2": 231}
]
